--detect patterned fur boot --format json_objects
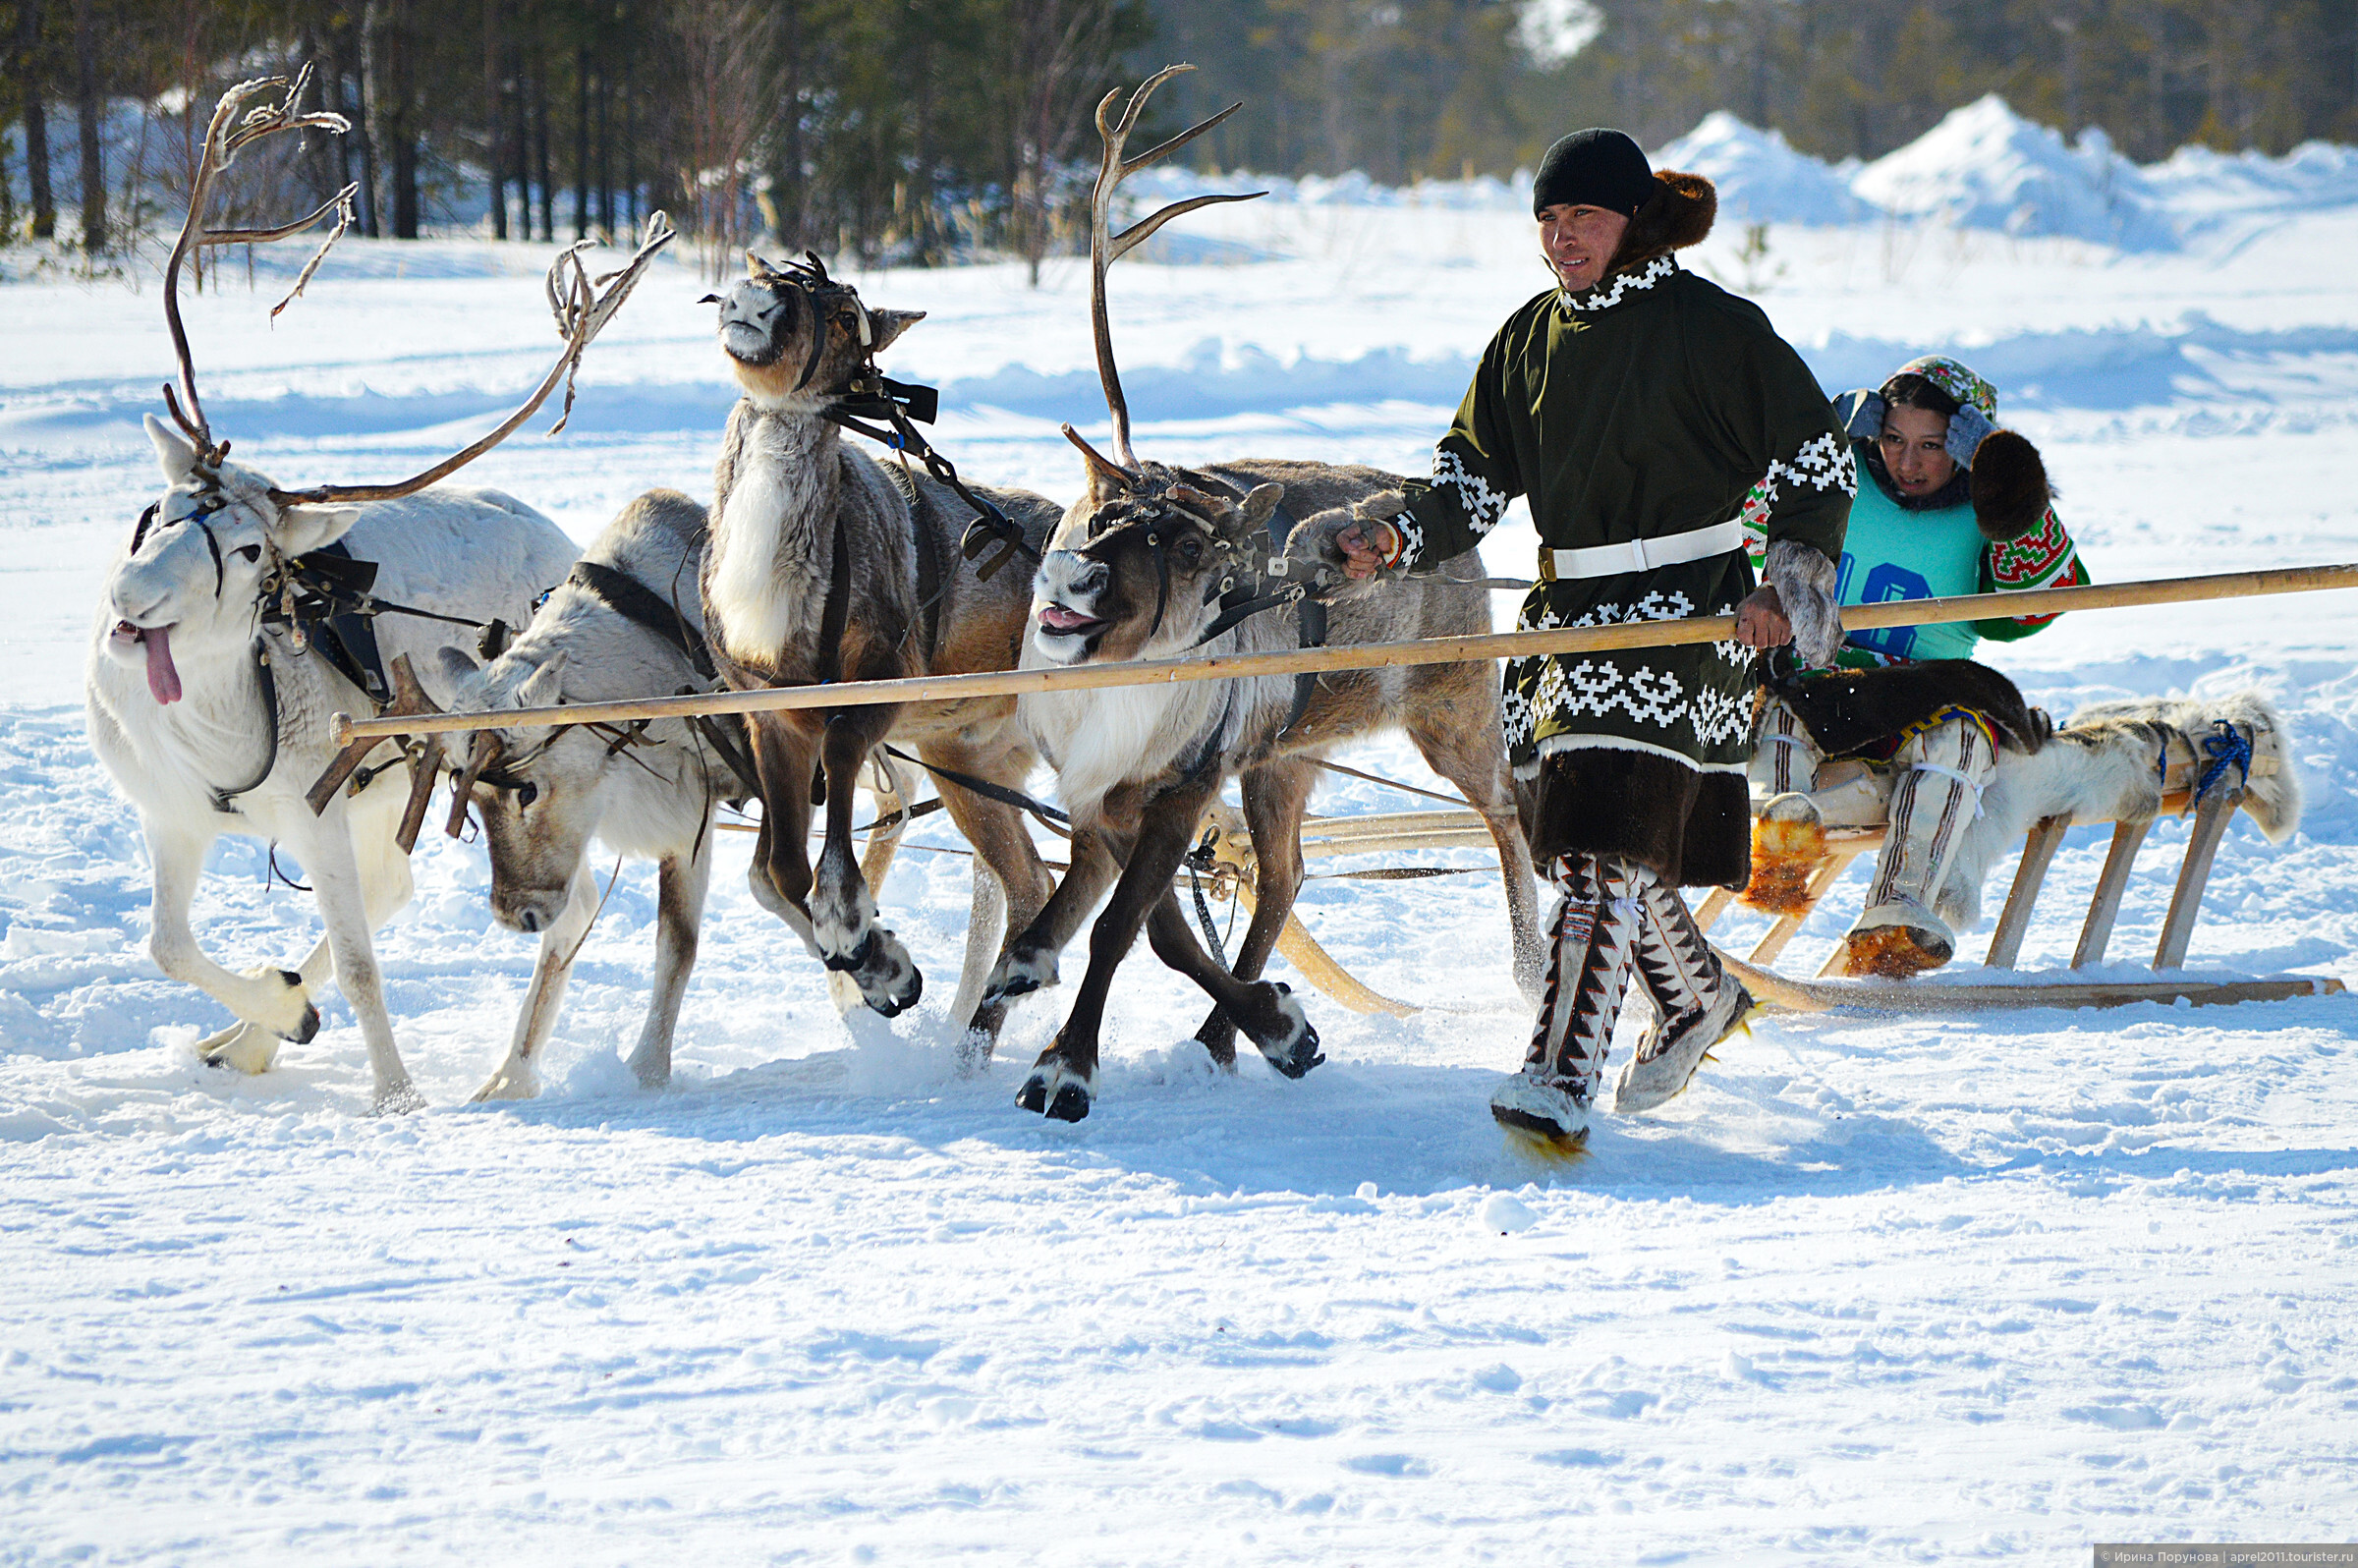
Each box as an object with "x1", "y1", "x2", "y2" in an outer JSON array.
[
  {"x1": 1845, "y1": 717, "x2": 1997, "y2": 976},
  {"x1": 1746, "y1": 698, "x2": 1892, "y2": 914},
  {"x1": 1615, "y1": 873, "x2": 1757, "y2": 1112},
  {"x1": 1491, "y1": 856, "x2": 1641, "y2": 1149}
]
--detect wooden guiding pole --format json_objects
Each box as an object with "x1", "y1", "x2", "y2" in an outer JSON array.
[{"x1": 333, "y1": 560, "x2": 2358, "y2": 747}]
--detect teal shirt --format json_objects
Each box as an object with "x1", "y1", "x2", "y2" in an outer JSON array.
[{"x1": 1835, "y1": 476, "x2": 1986, "y2": 663}]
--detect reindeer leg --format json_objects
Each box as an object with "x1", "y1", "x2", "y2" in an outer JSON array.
[
  {"x1": 742, "y1": 719, "x2": 823, "y2": 956},
  {"x1": 1193, "y1": 758, "x2": 1316, "y2": 1066},
  {"x1": 625, "y1": 833, "x2": 712, "y2": 1090},
  {"x1": 470, "y1": 859, "x2": 598, "y2": 1102},
  {"x1": 1409, "y1": 702, "x2": 1547, "y2": 1004},
  {"x1": 1149, "y1": 887, "x2": 1321, "y2": 1080},
  {"x1": 982, "y1": 824, "x2": 1119, "y2": 1016},
  {"x1": 923, "y1": 736, "x2": 1055, "y2": 1062},
  {"x1": 808, "y1": 708, "x2": 921, "y2": 1017},
  {"x1": 143, "y1": 814, "x2": 321, "y2": 1058},
  {"x1": 1019, "y1": 774, "x2": 1242, "y2": 1122},
  {"x1": 285, "y1": 811, "x2": 420, "y2": 1114}
]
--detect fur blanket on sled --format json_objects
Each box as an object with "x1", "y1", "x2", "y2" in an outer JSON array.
[{"x1": 1933, "y1": 690, "x2": 2304, "y2": 933}]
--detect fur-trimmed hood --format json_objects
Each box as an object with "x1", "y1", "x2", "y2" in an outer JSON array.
[{"x1": 1605, "y1": 171, "x2": 1716, "y2": 275}]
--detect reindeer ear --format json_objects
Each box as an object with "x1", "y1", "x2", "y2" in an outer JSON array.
[
  {"x1": 436, "y1": 644, "x2": 484, "y2": 688},
  {"x1": 516, "y1": 651, "x2": 567, "y2": 710},
  {"x1": 273, "y1": 501, "x2": 363, "y2": 557},
  {"x1": 1239, "y1": 483, "x2": 1286, "y2": 532},
  {"x1": 143, "y1": 413, "x2": 200, "y2": 482},
  {"x1": 867, "y1": 308, "x2": 925, "y2": 355}
]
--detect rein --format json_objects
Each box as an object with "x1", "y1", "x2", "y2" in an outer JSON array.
[{"x1": 818, "y1": 367, "x2": 1041, "y2": 584}]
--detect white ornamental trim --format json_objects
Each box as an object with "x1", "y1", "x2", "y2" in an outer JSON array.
[
  {"x1": 1760, "y1": 430, "x2": 1859, "y2": 502},
  {"x1": 1558, "y1": 254, "x2": 1676, "y2": 314},
  {"x1": 1432, "y1": 449, "x2": 1506, "y2": 537},
  {"x1": 1509, "y1": 589, "x2": 1751, "y2": 751}
]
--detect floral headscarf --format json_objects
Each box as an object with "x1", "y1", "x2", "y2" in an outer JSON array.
[{"x1": 1889, "y1": 355, "x2": 1998, "y2": 419}]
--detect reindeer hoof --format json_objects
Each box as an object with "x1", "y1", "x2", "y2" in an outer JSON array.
[
  {"x1": 982, "y1": 948, "x2": 1057, "y2": 1006},
  {"x1": 1016, "y1": 1056, "x2": 1095, "y2": 1121},
  {"x1": 1249, "y1": 984, "x2": 1323, "y2": 1080},
  {"x1": 468, "y1": 1061, "x2": 540, "y2": 1103},
  {"x1": 823, "y1": 925, "x2": 921, "y2": 1017},
  {"x1": 369, "y1": 1079, "x2": 425, "y2": 1117},
  {"x1": 196, "y1": 1021, "x2": 282, "y2": 1075}
]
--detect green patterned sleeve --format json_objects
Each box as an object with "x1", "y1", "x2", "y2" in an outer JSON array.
[
  {"x1": 1975, "y1": 505, "x2": 2089, "y2": 641},
  {"x1": 1393, "y1": 327, "x2": 1522, "y2": 571},
  {"x1": 1721, "y1": 328, "x2": 1854, "y2": 567}
]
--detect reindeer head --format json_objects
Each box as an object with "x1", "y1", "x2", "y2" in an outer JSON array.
[
  {"x1": 1032, "y1": 452, "x2": 1285, "y2": 665},
  {"x1": 100, "y1": 416, "x2": 363, "y2": 704},
  {"x1": 709, "y1": 252, "x2": 923, "y2": 408},
  {"x1": 434, "y1": 648, "x2": 592, "y2": 934}
]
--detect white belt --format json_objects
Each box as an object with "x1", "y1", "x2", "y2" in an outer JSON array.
[{"x1": 1538, "y1": 518, "x2": 1749, "y2": 583}]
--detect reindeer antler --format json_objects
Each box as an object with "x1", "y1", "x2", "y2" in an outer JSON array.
[
  {"x1": 269, "y1": 210, "x2": 677, "y2": 505},
  {"x1": 161, "y1": 66, "x2": 358, "y2": 459},
  {"x1": 1086, "y1": 65, "x2": 1263, "y2": 470}
]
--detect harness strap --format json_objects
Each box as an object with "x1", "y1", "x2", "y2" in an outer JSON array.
[
  {"x1": 211, "y1": 639, "x2": 281, "y2": 814},
  {"x1": 880, "y1": 744, "x2": 1070, "y2": 828},
  {"x1": 569, "y1": 558, "x2": 716, "y2": 681},
  {"x1": 816, "y1": 508, "x2": 854, "y2": 687},
  {"x1": 819, "y1": 376, "x2": 1039, "y2": 579},
  {"x1": 692, "y1": 714, "x2": 763, "y2": 805}
]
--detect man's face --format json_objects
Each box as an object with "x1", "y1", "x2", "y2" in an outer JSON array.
[{"x1": 1538, "y1": 203, "x2": 1631, "y2": 293}]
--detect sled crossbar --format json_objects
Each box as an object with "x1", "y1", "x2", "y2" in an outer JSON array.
[{"x1": 333, "y1": 561, "x2": 2358, "y2": 746}]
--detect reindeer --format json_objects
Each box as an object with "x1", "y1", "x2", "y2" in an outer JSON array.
[
  {"x1": 430, "y1": 488, "x2": 1001, "y2": 1096},
  {"x1": 700, "y1": 252, "x2": 1070, "y2": 1047},
  {"x1": 84, "y1": 72, "x2": 668, "y2": 1112},
  {"x1": 977, "y1": 68, "x2": 1545, "y2": 1122}
]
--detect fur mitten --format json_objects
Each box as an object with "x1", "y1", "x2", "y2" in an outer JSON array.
[
  {"x1": 1969, "y1": 428, "x2": 2051, "y2": 541},
  {"x1": 1763, "y1": 537, "x2": 1842, "y2": 667},
  {"x1": 1286, "y1": 490, "x2": 1411, "y2": 599}
]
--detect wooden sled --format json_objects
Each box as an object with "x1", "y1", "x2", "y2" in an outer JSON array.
[
  {"x1": 1697, "y1": 722, "x2": 2345, "y2": 1011},
  {"x1": 1190, "y1": 805, "x2": 1499, "y2": 1019}
]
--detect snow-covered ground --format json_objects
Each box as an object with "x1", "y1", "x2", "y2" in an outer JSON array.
[{"x1": 3, "y1": 159, "x2": 2357, "y2": 1563}]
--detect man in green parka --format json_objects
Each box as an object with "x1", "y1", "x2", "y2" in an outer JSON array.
[{"x1": 1327, "y1": 129, "x2": 1852, "y2": 1148}]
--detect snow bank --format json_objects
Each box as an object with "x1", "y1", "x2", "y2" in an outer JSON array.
[
  {"x1": 1852, "y1": 95, "x2": 2177, "y2": 252},
  {"x1": 2142, "y1": 140, "x2": 2358, "y2": 222},
  {"x1": 1656, "y1": 111, "x2": 1868, "y2": 228}
]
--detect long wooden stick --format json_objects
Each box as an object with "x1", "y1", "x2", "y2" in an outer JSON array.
[{"x1": 334, "y1": 560, "x2": 2358, "y2": 746}]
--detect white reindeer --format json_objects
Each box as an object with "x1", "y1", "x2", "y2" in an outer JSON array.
[
  {"x1": 430, "y1": 489, "x2": 728, "y2": 1098},
  {"x1": 83, "y1": 73, "x2": 669, "y2": 1111}
]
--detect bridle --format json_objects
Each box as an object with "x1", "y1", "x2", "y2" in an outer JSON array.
[
  {"x1": 719, "y1": 253, "x2": 1042, "y2": 585},
  {"x1": 1075, "y1": 471, "x2": 1335, "y2": 738}
]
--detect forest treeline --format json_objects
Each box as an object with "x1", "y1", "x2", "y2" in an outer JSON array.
[{"x1": 1, "y1": 0, "x2": 2352, "y2": 267}]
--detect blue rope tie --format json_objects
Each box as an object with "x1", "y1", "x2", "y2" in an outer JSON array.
[{"x1": 2194, "y1": 721, "x2": 2253, "y2": 804}]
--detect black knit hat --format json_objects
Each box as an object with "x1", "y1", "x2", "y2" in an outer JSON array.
[{"x1": 1532, "y1": 129, "x2": 1657, "y2": 219}]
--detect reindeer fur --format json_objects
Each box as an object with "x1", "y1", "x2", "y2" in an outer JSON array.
[
  {"x1": 1935, "y1": 691, "x2": 2299, "y2": 931},
  {"x1": 993, "y1": 458, "x2": 1546, "y2": 1121},
  {"x1": 1968, "y1": 429, "x2": 2053, "y2": 541},
  {"x1": 436, "y1": 489, "x2": 727, "y2": 1098},
  {"x1": 88, "y1": 417, "x2": 577, "y2": 1111},
  {"x1": 702, "y1": 258, "x2": 1066, "y2": 1038},
  {"x1": 1767, "y1": 657, "x2": 2052, "y2": 759}
]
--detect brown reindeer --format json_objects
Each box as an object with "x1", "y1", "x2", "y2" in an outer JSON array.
[
  {"x1": 977, "y1": 69, "x2": 1545, "y2": 1122},
  {"x1": 700, "y1": 252, "x2": 1068, "y2": 1046}
]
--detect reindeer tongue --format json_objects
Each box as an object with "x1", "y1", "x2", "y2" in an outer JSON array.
[{"x1": 143, "y1": 627, "x2": 183, "y2": 705}]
